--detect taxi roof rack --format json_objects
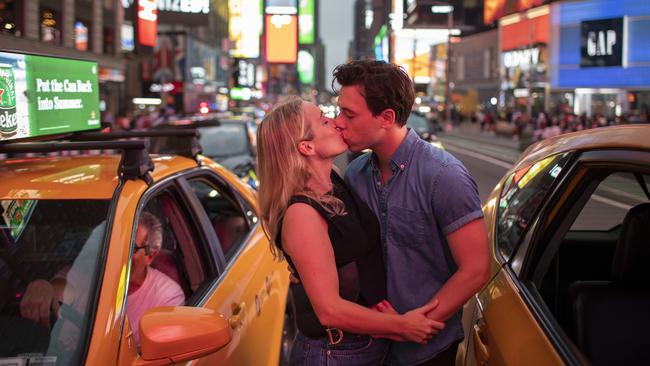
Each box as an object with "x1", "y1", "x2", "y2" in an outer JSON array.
[
  {"x1": 70, "y1": 129, "x2": 203, "y2": 160},
  {"x1": 0, "y1": 140, "x2": 154, "y2": 183},
  {"x1": 0, "y1": 129, "x2": 202, "y2": 184}
]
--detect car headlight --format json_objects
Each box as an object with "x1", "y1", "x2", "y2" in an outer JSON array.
[{"x1": 430, "y1": 141, "x2": 445, "y2": 150}]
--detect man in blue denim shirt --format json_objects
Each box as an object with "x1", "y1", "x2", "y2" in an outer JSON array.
[{"x1": 333, "y1": 60, "x2": 490, "y2": 366}]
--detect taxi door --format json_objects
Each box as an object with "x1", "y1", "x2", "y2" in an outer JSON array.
[
  {"x1": 461, "y1": 268, "x2": 564, "y2": 366},
  {"x1": 179, "y1": 173, "x2": 289, "y2": 366}
]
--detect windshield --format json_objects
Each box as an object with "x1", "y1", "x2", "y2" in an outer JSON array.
[
  {"x1": 199, "y1": 124, "x2": 249, "y2": 159},
  {"x1": 0, "y1": 199, "x2": 110, "y2": 366}
]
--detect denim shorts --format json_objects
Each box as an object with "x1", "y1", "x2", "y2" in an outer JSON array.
[{"x1": 290, "y1": 331, "x2": 389, "y2": 366}]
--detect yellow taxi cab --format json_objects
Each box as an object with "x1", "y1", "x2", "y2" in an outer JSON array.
[
  {"x1": 0, "y1": 130, "x2": 291, "y2": 365},
  {"x1": 457, "y1": 125, "x2": 650, "y2": 366}
]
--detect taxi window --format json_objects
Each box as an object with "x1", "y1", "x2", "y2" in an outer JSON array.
[
  {"x1": 0, "y1": 199, "x2": 110, "y2": 366},
  {"x1": 188, "y1": 179, "x2": 250, "y2": 262},
  {"x1": 496, "y1": 153, "x2": 571, "y2": 261}
]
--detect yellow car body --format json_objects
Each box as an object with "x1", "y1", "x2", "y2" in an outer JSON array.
[
  {"x1": 458, "y1": 125, "x2": 650, "y2": 366},
  {"x1": 0, "y1": 151, "x2": 290, "y2": 365}
]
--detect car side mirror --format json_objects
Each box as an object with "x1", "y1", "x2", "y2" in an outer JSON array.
[{"x1": 136, "y1": 306, "x2": 232, "y2": 365}]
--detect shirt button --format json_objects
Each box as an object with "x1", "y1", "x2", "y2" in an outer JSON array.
[
  {"x1": 381, "y1": 212, "x2": 386, "y2": 217},
  {"x1": 400, "y1": 164, "x2": 405, "y2": 170}
]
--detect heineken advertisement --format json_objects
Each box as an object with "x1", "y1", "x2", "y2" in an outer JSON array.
[{"x1": 0, "y1": 51, "x2": 101, "y2": 142}]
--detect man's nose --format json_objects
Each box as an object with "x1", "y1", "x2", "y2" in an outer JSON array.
[{"x1": 333, "y1": 115, "x2": 345, "y2": 130}]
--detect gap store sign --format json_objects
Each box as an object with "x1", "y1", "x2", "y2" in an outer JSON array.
[
  {"x1": 580, "y1": 17, "x2": 624, "y2": 67},
  {"x1": 551, "y1": 0, "x2": 650, "y2": 88}
]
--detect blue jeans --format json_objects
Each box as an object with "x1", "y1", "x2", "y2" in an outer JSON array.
[{"x1": 290, "y1": 331, "x2": 389, "y2": 366}]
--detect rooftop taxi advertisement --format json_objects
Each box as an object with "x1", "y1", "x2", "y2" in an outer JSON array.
[{"x1": 0, "y1": 51, "x2": 100, "y2": 142}]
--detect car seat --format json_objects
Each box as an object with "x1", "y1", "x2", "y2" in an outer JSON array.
[{"x1": 568, "y1": 203, "x2": 650, "y2": 365}]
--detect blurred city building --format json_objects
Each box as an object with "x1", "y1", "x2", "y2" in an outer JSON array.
[
  {"x1": 0, "y1": 0, "x2": 128, "y2": 119},
  {"x1": 0, "y1": 0, "x2": 328, "y2": 117}
]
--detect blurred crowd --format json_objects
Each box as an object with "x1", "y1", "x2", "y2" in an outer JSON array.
[{"x1": 476, "y1": 106, "x2": 649, "y2": 142}]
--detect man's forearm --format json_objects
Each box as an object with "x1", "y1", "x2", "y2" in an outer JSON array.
[{"x1": 425, "y1": 268, "x2": 488, "y2": 322}]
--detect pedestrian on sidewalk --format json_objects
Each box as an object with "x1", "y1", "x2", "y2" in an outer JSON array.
[{"x1": 333, "y1": 60, "x2": 490, "y2": 366}]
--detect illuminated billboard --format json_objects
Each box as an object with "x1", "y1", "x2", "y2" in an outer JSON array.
[
  {"x1": 298, "y1": 50, "x2": 314, "y2": 84},
  {"x1": 0, "y1": 51, "x2": 100, "y2": 142},
  {"x1": 123, "y1": 0, "x2": 209, "y2": 25},
  {"x1": 229, "y1": 0, "x2": 262, "y2": 58},
  {"x1": 136, "y1": 0, "x2": 157, "y2": 48},
  {"x1": 298, "y1": 0, "x2": 314, "y2": 44},
  {"x1": 393, "y1": 28, "x2": 449, "y2": 83},
  {"x1": 265, "y1": 15, "x2": 298, "y2": 64},
  {"x1": 484, "y1": 0, "x2": 546, "y2": 24},
  {"x1": 266, "y1": 0, "x2": 297, "y2": 14}
]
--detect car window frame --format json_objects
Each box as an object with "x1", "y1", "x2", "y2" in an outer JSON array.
[
  {"x1": 131, "y1": 171, "x2": 221, "y2": 306},
  {"x1": 521, "y1": 149, "x2": 650, "y2": 283},
  {"x1": 495, "y1": 151, "x2": 577, "y2": 265},
  {"x1": 504, "y1": 148, "x2": 650, "y2": 366},
  {"x1": 180, "y1": 168, "x2": 256, "y2": 266}
]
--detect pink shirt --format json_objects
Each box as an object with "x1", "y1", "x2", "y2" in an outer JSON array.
[{"x1": 127, "y1": 267, "x2": 185, "y2": 346}]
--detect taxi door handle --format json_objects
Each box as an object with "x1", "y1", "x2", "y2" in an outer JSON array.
[
  {"x1": 229, "y1": 302, "x2": 246, "y2": 329},
  {"x1": 472, "y1": 323, "x2": 489, "y2": 366}
]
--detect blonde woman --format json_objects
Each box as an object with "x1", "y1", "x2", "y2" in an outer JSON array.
[{"x1": 257, "y1": 96, "x2": 444, "y2": 365}]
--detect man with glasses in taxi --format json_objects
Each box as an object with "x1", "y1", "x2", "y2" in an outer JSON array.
[{"x1": 20, "y1": 212, "x2": 184, "y2": 348}]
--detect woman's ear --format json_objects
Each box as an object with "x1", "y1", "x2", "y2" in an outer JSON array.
[{"x1": 297, "y1": 141, "x2": 314, "y2": 156}]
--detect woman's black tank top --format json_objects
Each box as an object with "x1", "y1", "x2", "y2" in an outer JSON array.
[{"x1": 277, "y1": 172, "x2": 386, "y2": 338}]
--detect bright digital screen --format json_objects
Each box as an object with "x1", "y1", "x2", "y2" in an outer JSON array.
[
  {"x1": 266, "y1": 0, "x2": 297, "y2": 14},
  {"x1": 0, "y1": 51, "x2": 101, "y2": 142},
  {"x1": 484, "y1": 0, "x2": 546, "y2": 25},
  {"x1": 121, "y1": 23, "x2": 135, "y2": 51},
  {"x1": 298, "y1": 0, "x2": 314, "y2": 44},
  {"x1": 265, "y1": 15, "x2": 298, "y2": 64},
  {"x1": 298, "y1": 50, "x2": 314, "y2": 84},
  {"x1": 229, "y1": 0, "x2": 262, "y2": 58},
  {"x1": 137, "y1": 0, "x2": 158, "y2": 47}
]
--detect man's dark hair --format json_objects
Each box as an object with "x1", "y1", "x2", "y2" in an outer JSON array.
[{"x1": 332, "y1": 60, "x2": 415, "y2": 127}]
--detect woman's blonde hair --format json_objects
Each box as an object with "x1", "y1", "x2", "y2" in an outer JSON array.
[{"x1": 257, "y1": 96, "x2": 345, "y2": 258}]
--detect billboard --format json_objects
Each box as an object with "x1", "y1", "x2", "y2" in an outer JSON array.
[
  {"x1": 266, "y1": 0, "x2": 297, "y2": 14},
  {"x1": 122, "y1": 0, "x2": 209, "y2": 25},
  {"x1": 229, "y1": 0, "x2": 262, "y2": 59},
  {"x1": 298, "y1": 50, "x2": 314, "y2": 84},
  {"x1": 0, "y1": 51, "x2": 100, "y2": 142},
  {"x1": 484, "y1": 0, "x2": 546, "y2": 25},
  {"x1": 136, "y1": 0, "x2": 157, "y2": 48},
  {"x1": 298, "y1": 0, "x2": 315, "y2": 44},
  {"x1": 265, "y1": 15, "x2": 298, "y2": 64}
]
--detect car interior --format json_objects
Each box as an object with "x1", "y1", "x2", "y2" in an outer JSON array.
[
  {"x1": 140, "y1": 190, "x2": 212, "y2": 303},
  {"x1": 534, "y1": 171, "x2": 650, "y2": 365},
  {"x1": 139, "y1": 179, "x2": 250, "y2": 306}
]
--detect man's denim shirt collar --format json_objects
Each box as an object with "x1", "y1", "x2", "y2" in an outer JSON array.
[{"x1": 369, "y1": 128, "x2": 419, "y2": 173}]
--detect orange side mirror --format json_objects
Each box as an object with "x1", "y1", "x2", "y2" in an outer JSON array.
[{"x1": 136, "y1": 306, "x2": 232, "y2": 365}]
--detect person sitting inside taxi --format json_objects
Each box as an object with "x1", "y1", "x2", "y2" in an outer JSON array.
[
  {"x1": 125, "y1": 212, "x2": 185, "y2": 346},
  {"x1": 20, "y1": 212, "x2": 185, "y2": 348}
]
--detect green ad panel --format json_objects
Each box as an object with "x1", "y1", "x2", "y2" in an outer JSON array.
[
  {"x1": 0, "y1": 51, "x2": 100, "y2": 142},
  {"x1": 298, "y1": 50, "x2": 314, "y2": 84},
  {"x1": 298, "y1": 0, "x2": 315, "y2": 45}
]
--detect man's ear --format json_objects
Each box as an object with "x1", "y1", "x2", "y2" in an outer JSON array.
[
  {"x1": 297, "y1": 141, "x2": 314, "y2": 156},
  {"x1": 378, "y1": 109, "x2": 396, "y2": 128}
]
